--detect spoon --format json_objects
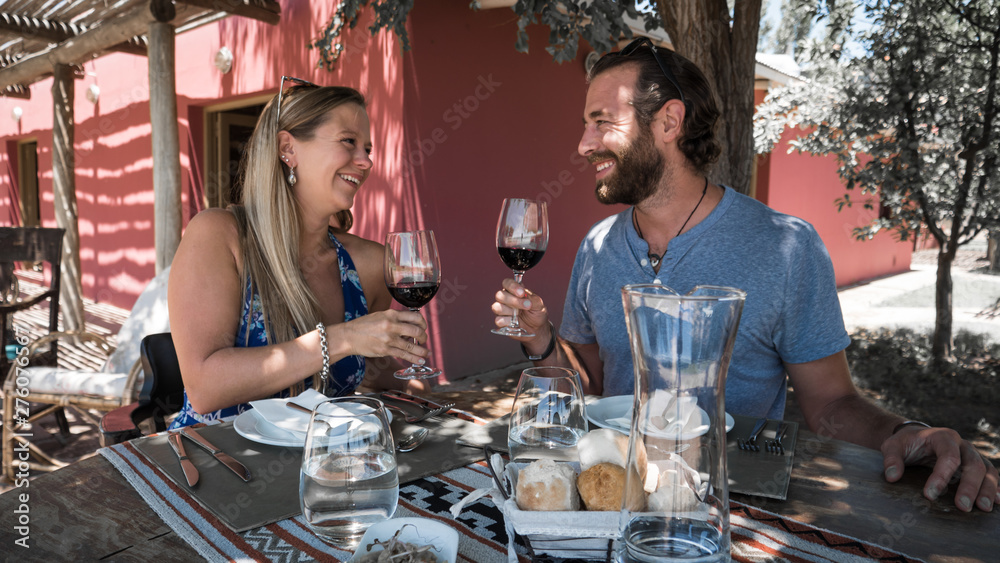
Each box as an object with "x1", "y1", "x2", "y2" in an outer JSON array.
[{"x1": 396, "y1": 427, "x2": 429, "y2": 453}]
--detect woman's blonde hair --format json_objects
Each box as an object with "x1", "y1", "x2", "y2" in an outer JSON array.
[{"x1": 234, "y1": 84, "x2": 366, "y2": 393}]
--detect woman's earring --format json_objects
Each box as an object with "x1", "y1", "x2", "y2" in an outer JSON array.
[{"x1": 287, "y1": 165, "x2": 297, "y2": 187}]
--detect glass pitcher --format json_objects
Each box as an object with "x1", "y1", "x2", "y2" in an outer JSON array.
[{"x1": 617, "y1": 284, "x2": 746, "y2": 563}]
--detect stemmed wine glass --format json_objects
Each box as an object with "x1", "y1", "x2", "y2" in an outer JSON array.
[
  {"x1": 384, "y1": 230, "x2": 442, "y2": 379},
  {"x1": 492, "y1": 198, "x2": 549, "y2": 338}
]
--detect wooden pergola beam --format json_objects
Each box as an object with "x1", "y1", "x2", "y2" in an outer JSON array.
[
  {"x1": 0, "y1": 12, "x2": 89, "y2": 43},
  {"x1": 0, "y1": 5, "x2": 160, "y2": 90},
  {"x1": 2, "y1": 84, "x2": 30, "y2": 99},
  {"x1": 109, "y1": 36, "x2": 148, "y2": 56},
  {"x1": 175, "y1": 0, "x2": 280, "y2": 25}
]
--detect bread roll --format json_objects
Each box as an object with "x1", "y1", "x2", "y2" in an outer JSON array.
[
  {"x1": 647, "y1": 458, "x2": 704, "y2": 513},
  {"x1": 577, "y1": 462, "x2": 645, "y2": 511},
  {"x1": 578, "y1": 428, "x2": 647, "y2": 481},
  {"x1": 515, "y1": 459, "x2": 580, "y2": 511}
]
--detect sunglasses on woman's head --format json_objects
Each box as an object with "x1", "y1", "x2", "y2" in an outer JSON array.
[
  {"x1": 275, "y1": 76, "x2": 319, "y2": 129},
  {"x1": 619, "y1": 37, "x2": 687, "y2": 108}
]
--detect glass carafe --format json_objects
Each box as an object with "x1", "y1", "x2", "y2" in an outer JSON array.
[{"x1": 617, "y1": 284, "x2": 746, "y2": 563}]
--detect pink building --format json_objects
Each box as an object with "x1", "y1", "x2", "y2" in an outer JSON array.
[{"x1": 0, "y1": 4, "x2": 910, "y2": 378}]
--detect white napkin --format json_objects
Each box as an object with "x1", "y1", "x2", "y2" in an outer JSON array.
[
  {"x1": 606, "y1": 391, "x2": 701, "y2": 436},
  {"x1": 249, "y1": 389, "x2": 329, "y2": 434}
]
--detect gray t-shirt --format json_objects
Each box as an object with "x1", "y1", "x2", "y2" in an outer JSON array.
[{"x1": 560, "y1": 186, "x2": 850, "y2": 419}]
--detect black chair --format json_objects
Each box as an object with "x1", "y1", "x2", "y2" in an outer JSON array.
[
  {"x1": 0, "y1": 227, "x2": 64, "y2": 378},
  {"x1": 99, "y1": 333, "x2": 186, "y2": 446}
]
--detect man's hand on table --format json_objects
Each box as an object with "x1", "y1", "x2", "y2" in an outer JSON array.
[{"x1": 881, "y1": 424, "x2": 999, "y2": 512}]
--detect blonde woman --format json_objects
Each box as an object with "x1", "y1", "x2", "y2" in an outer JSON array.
[{"x1": 168, "y1": 82, "x2": 430, "y2": 428}]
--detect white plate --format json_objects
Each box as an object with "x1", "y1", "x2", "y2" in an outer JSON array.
[
  {"x1": 586, "y1": 395, "x2": 734, "y2": 439},
  {"x1": 234, "y1": 408, "x2": 307, "y2": 447},
  {"x1": 348, "y1": 517, "x2": 458, "y2": 563},
  {"x1": 233, "y1": 407, "x2": 393, "y2": 448}
]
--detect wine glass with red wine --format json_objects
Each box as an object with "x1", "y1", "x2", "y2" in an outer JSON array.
[
  {"x1": 493, "y1": 198, "x2": 549, "y2": 338},
  {"x1": 384, "y1": 230, "x2": 442, "y2": 379}
]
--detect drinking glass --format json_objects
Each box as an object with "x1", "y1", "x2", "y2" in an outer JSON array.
[
  {"x1": 492, "y1": 198, "x2": 548, "y2": 337},
  {"x1": 299, "y1": 397, "x2": 398, "y2": 548},
  {"x1": 507, "y1": 367, "x2": 588, "y2": 462},
  {"x1": 617, "y1": 284, "x2": 746, "y2": 563},
  {"x1": 384, "y1": 230, "x2": 442, "y2": 379}
]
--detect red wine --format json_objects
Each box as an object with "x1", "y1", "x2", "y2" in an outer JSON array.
[
  {"x1": 498, "y1": 246, "x2": 545, "y2": 271},
  {"x1": 388, "y1": 282, "x2": 440, "y2": 308}
]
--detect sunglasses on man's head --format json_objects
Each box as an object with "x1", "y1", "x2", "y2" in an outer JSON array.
[
  {"x1": 275, "y1": 75, "x2": 319, "y2": 129},
  {"x1": 619, "y1": 37, "x2": 687, "y2": 108}
]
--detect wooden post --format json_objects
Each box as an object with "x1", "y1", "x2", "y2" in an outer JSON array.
[
  {"x1": 51, "y1": 63, "x2": 84, "y2": 332},
  {"x1": 148, "y1": 20, "x2": 181, "y2": 274}
]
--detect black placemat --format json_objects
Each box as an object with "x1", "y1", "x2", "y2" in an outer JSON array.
[
  {"x1": 727, "y1": 414, "x2": 797, "y2": 500},
  {"x1": 133, "y1": 416, "x2": 485, "y2": 532}
]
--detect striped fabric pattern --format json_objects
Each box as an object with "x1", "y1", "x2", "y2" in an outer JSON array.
[{"x1": 100, "y1": 443, "x2": 921, "y2": 563}]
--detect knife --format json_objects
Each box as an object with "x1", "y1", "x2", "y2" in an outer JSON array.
[
  {"x1": 180, "y1": 425, "x2": 252, "y2": 482},
  {"x1": 380, "y1": 390, "x2": 476, "y2": 423},
  {"x1": 167, "y1": 431, "x2": 199, "y2": 487}
]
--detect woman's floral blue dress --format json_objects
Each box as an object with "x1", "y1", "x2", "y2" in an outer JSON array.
[{"x1": 169, "y1": 233, "x2": 368, "y2": 429}]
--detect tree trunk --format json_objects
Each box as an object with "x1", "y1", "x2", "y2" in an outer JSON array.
[
  {"x1": 658, "y1": 0, "x2": 763, "y2": 195},
  {"x1": 932, "y1": 247, "x2": 955, "y2": 363},
  {"x1": 989, "y1": 230, "x2": 999, "y2": 273}
]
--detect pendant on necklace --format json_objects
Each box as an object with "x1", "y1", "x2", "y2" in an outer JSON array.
[{"x1": 648, "y1": 254, "x2": 661, "y2": 269}]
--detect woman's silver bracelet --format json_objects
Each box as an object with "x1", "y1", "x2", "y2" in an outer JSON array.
[{"x1": 316, "y1": 323, "x2": 329, "y2": 394}]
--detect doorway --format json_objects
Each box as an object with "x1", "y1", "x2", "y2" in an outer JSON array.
[
  {"x1": 17, "y1": 140, "x2": 39, "y2": 227},
  {"x1": 204, "y1": 103, "x2": 265, "y2": 209}
]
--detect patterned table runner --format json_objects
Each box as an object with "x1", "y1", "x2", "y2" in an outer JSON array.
[{"x1": 101, "y1": 440, "x2": 922, "y2": 563}]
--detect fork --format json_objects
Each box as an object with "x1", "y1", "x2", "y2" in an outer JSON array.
[
  {"x1": 385, "y1": 402, "x2": 455, "y2": 423},
  {"x1": 737, "y1": 417, "x2": 768, "y2": 452},
  {"x1": 766, "y1": 422, "x2": 788, "y2": 455}
]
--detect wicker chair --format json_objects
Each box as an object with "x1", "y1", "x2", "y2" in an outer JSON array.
[
  {"x1": 2, "y1": 267, "x2": 171, "y2": 480},
  {"x1": 100, "y1": 333, "x2": 185, "y2": 446}
]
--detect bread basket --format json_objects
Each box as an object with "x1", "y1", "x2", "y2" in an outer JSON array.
[{"x1": 485, "y1": 448, "x2": 617, "y2": 562}]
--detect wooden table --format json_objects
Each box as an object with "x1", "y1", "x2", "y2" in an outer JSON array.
[{"x1": 0, "y1": 392, "x2": 995, "y2": 562}]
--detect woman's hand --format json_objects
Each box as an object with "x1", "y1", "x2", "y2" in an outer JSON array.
[{"x1": 334, "y1": 308, "x2": 430, "y2": 366}]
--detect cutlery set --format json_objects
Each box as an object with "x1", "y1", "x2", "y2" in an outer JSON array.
[
  {"x1": 737, "y1": 418, "x2": 789, "y2": 455},
  {"x1": 168, "y1": 393, "x2": 455, "y2": 487},
  {"x1": 167, "y1": 424, "x2": 252, "y2": 487}
]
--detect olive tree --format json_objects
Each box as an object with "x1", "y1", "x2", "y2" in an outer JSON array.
[{"x1": 755, "y1": 0, "x2": 1000, "y2": 362}]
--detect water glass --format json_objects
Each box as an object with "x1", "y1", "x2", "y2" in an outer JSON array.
[
  {"x1": 508, "y1": 367, "x2": 588, "y2": 462},
  {"x1": 299, "y1": 397, "x2": 398, "y2": 548}
]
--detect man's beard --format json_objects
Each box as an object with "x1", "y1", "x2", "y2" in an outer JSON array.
[{"x1": 593, "y1": 125, "x2": 665, "y2": 206}]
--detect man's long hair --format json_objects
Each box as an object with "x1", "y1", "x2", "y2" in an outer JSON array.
[{"x1": 589, "y1": 42, "x2": 721, "y2": 174}]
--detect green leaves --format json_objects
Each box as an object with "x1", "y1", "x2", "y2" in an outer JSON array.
[
  {"x1": 754, "y1": 0, "x2": 1000, "y2": 246},
  {"x1": 311, "y1": 1, "x2": 659, "y2": 69},
  {"x1": 308, "y1": 0, "x2": 415, "y2": 71}
]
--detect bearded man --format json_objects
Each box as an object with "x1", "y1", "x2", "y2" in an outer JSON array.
[{"x1": 492, "y1": 38, "x2": 998, "y2": 513}]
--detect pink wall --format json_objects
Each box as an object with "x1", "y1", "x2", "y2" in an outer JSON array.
[
  {"x1": 756, "y1": 124, "x2": 912, "y2": 287},
  {"x1": 397, "y1": 7, "x2": 622, "y2": 377},
  {"x1": 0, "y1": 55, "x2": 159, "y2": 306}
]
